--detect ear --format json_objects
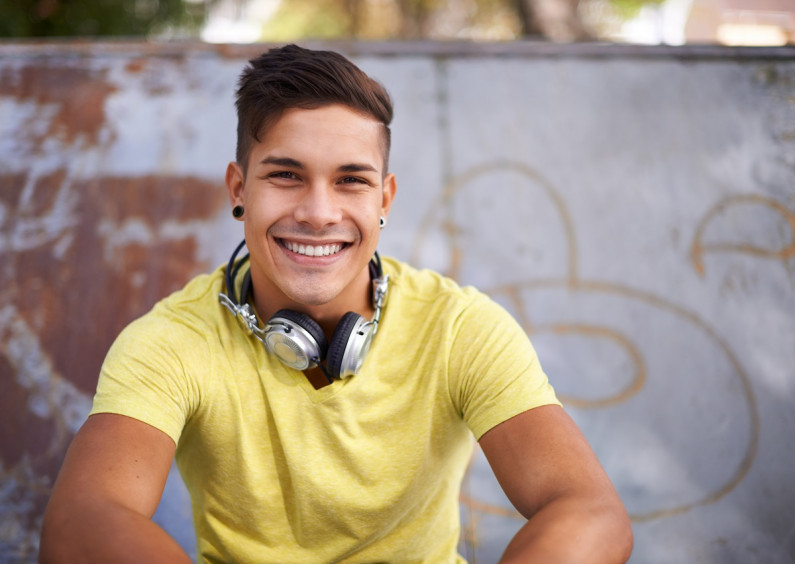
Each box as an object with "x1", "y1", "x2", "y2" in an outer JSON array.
[
  {"x1": 380, "y1": 173, "x2": 397, "y2": 219},
  {"x1": 225, "y1": 161, "x2": 246, "y2": 206}
]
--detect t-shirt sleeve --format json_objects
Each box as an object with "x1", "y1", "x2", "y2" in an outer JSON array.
[
  {"x1": 448, "y1": 292, "x2": 560, "y2": 440},
  {"x1": 90, "y1": 311, "x2": 201, "y2": 446}
]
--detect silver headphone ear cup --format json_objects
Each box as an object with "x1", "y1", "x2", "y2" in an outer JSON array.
[
  {"x1": 266, "y1": 310, "x2": 328, "y2": 371},
  {"x1": 326, "y1": 313, "x2": 363, "y2": 379},
  {"x1": 327, "y1": 313, "x2": 373, "y2": 379}
]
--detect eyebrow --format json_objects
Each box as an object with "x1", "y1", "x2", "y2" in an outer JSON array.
[
  {"x1": 259, "y1": 156, "x2": 303, "y2": 168},
  {"x1": 258, "y1": 156, "x2": 379, "y2": 174},
  {"x1": 338, "y1": 163, "x2": 379, "y2": 174}
]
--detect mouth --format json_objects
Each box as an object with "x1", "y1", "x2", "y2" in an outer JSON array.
[{"x1": 279, "y1": 239, "x2": 347, "y2": 258}]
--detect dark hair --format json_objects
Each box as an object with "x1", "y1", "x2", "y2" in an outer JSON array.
[{"x1": 235, "y1": 44, "x2": 393, "y2": 172}]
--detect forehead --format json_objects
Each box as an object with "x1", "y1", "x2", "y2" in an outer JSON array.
[
  {"x1": 252, "y1": 104, "x2": 388, "y2": 171},
  {"x1": 263, "y1": 105, "x2": 380, "y2": 150}
]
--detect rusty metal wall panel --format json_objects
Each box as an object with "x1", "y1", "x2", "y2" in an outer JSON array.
[
  {"x1": 1, "y1": 42, "x2": 794, "y2": 563},
  {"x1": 0, "y1": 45, "x2": 240, "y2": 561}
]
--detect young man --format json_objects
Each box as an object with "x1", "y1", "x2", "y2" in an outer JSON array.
[{"x1": 40, "y1": 45, "x2": 632, "y2": 563}]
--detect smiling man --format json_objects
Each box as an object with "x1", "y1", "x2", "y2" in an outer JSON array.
[
  {"x1": 232, "y1": 104, "x2": 393, "y2": 323},
  {"x1": 40, "y1": 45, "x2": 632, "y2": 563}
]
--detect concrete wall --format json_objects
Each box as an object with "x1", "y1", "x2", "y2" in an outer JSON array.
[{"x1": 1, "y1": 41, "x2": 794, "y2": 563}]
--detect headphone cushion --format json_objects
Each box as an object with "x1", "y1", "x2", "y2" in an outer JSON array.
[
  {"x1": 269, "y1": 309, "x2": 329, "y2": 361},
  {"x1": 326, "y1": 312, "x2": 363, "y2": 378}
]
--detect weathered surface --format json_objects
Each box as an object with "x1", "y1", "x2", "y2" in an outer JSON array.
[{"x1": 1, "y1": 42, "x2": 793, "y2": 563}]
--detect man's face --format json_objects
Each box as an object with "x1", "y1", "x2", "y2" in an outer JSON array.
[{"x1": 226, "y1": 104, "x2": 396, "y2": 319}]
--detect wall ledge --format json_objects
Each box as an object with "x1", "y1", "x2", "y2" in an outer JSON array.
[{"x1": 1, "y1": 39, "x2": 794, "y2": 62}]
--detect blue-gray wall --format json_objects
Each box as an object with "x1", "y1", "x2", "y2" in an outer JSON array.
[{"x1": 1, "y1": 41, "x2": 793, "y2": 563}]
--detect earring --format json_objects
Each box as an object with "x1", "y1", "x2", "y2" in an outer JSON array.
[
  {"x1": 379, "y1": 216, "x2": 386, "y2": 229},
  {"x1": 232, "y1": 205, "x2": 244, "y2": 219}
]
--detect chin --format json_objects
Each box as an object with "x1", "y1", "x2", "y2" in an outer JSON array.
[{"x1": 285, "y1": 286, "x2": 339, "y2": 308}]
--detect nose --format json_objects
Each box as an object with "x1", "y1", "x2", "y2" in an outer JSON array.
[{"x1": 293, "y1": 183, "x2": 343, "y2": 229}]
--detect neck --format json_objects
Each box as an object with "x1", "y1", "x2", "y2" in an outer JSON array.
[{"x1": 246, "y1": 265, "x2": 376, "y2": 339}]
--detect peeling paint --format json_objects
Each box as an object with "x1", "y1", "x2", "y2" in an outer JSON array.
[
  {"x1": 0, "y1": 64, "x2": 117, "y2": 148},
  {"x1": 1, "y1": 42, "x2": 794, "y2": 564}
]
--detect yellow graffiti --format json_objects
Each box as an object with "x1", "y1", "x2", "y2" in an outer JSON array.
[
  {"x1": 425, "y1": 161, "x2": 764, "y2": 543},
  {"x1": 691, "y1": 194, "x2": 795, "y2": 276}
]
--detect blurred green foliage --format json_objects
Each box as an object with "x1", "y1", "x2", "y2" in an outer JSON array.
[
  {"x1": 261, "y1": 0, "x2": 666, "y2": 42},
  {"x1": 263, "y1": 0, "x2": 353, "y2": 41},
  {"x1": 610, "y1": 0, "x2": 665, "y2": 19},
  {"x1": 0, "y1": 0, "x2": 208, "y2": 37},
  {"x1": 0, "y1": 0, "x2": 667, "y2": 41}
]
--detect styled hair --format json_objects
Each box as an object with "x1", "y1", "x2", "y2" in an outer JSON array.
[{"x1": 234, "y1": 44, "x2": 393, "y2": 172}]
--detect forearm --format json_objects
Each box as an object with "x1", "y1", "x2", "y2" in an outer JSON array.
[
  {"x1": 40, "y1": 498, "x2": 191, "y2": 564},
  {"x1": 499, "y1": 497, "x2": 633, "y2": 564}
]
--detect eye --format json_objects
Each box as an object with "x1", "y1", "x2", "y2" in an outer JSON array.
[
  {"x1": 270, "y1": 171, "x2": 299, "y2": 180},
  {"x1": 339, "y1": 176, "x2": 369, "y2": 185},
  {"x1": 264, "y1": 170, "x2": 303, "y2": 186}
]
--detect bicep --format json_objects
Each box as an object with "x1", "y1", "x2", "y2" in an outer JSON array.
[
  {"x1": 49, "y1": 413, "x2": 176, "y2": 518},
  {"x1": 478, "y1": 404, "x2": 617, "y2": 518}
]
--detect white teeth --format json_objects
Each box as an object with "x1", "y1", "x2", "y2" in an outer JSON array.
[{"x1": 284, "y1": 241, "x2": 343, "y2": 257}]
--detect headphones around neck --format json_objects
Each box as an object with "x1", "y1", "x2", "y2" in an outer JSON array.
[{"x1": 218, "y1": 239, "x2": 389, "y2": 381}]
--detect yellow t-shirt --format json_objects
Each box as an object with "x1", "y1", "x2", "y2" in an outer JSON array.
[{"x1": 91, "y1": 257, "x2": 559, "y2": 563}]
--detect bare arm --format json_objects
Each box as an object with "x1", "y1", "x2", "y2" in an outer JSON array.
[
  {"x1": 39, "y1": 413, "x2": 192, "y2": 564},
  {"x1": 479, "y1": 405, "x2": 633, "y2": 563}
]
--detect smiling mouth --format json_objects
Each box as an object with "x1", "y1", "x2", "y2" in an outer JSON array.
[{"x1": 281, "y1": 239, "x2": 346, "y2": 257}]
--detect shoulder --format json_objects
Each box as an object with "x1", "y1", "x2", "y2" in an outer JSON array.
[
  {"x1": 94, "y1": 266, "x2": 228, "y2": 424},
  {"x1": 381, "y1": 256, "x2": 481, "y2": 307},
  {"x1": 381, "y1": 256, "x2": 510, "y2": 324},
  {"x1": 113, "y1": 264, "x2": 227, "y2": 351},
  {"x1": 157, "y1": 264, "x2": 226, "y2": 321}
]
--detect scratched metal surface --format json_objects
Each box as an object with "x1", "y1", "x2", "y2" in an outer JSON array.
[{"x1": 1, "y1": 42, "x2": 794, "y2": 563}]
